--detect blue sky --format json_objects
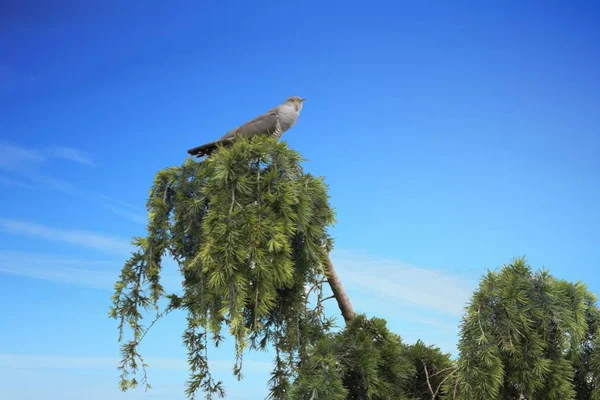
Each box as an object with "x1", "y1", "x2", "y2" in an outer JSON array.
[{"x1": 1, "y1": 1, "x2": 599, "y2": 398}]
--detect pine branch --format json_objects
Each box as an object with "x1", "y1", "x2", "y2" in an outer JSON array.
[{"x1": 111, "y1": 137, "x2": 339, "y2": 399}]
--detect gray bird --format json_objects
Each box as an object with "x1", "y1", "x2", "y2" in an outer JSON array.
[{"x1": 187, "y1": 96, "x2": 305, "y2": 157}]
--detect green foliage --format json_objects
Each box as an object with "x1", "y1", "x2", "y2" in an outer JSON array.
[
  {"x1": 291, "y1": 314, "x2": 420, "y2": 400},
  {"x1": 289, "y1": 336, "x2": 348, "y2": 400},
  {"x1": 455, "y1": 257, "x2": 600, "y2": 399},
  {"x1": 108, "y1": 133, "x2": 600, "y2": 400},
  {"x1": 109, "y1": 137, "x2": 336, "y2": 399},
  {"x1": 404, "y1": 340, "x2": 456, "y2": 399},
  {"x1": 571, "y1": 290, "x2": 600, "y2": 399}
]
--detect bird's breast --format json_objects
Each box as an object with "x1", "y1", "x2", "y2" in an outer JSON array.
[{"x1": 277, "y1": 107, "x2": 299, "y2": 132}]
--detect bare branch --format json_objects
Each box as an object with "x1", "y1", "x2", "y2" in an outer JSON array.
[
  {"x1": 324, "y1": 254, "x2": 355, "y2": 323},
  {"x1": 423, "y1": 360, "x2": 436, "y2": 399},
  {"x1": 434, "y1": 368, "x2": 458, "y2": 398}
]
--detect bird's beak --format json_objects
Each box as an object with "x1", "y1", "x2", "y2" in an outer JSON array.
[{"x1": 300, "y1": 98, "x2": 306, "y2": 102}]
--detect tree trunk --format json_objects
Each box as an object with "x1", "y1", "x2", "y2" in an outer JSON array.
[{"x1": 324, "y1": 254, "x2": 355, "y2": 324}]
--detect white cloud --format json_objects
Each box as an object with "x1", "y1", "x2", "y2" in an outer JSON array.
[
  {"x1": 96, "y1": 193, "x2": 145, "y2": 212},
  {"x1": 331, "y1": 250, "x2": 476, "y2": 316},
  {"x1": 94, "y1": 193, "x2": 147, "y2": 224},
  {"x1": 0, "y1": 142, "x2": 44, "y2": 172},
  {"x1": 0, "y1": 354, "x2": 272, "y2": 373},
  {"x1": 329, "y1": 250, "x2": 477, "y2": 355},
  {"x1": 0, "y1": 141, "x2": 94, "y2": 171},
  {"x1": 0, "y1": 251, "x2": 118, "y2": 290},
  {"x1": 29, "y1": 174, "x2": 79, "y2": 194},
  {"x1": 0, "y1": 175, "x2": 34, "y2": 189},
  {"x1": 100, "y1": 204, "x2": 147, "y2": 224},
  {"x1": 0, "y1": 250, "x2": 182, "y2": 292},
  {"x1": 0, "y1": 355, "x2": 270, "y2": 399},
  {"x1": 0, "y1": 141, "x2": 145, "y2": 224},
  {"x1": 0, "y1": 219, "x2": 132, "y2": 255},
  {"x1": 47, "y1": 146, "x2": 95, "y2": 167},
  {"x1": 0, "y1": 141, "x2": 84, "y2": 195}
]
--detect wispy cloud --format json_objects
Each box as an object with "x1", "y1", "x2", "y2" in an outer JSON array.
[
  {"x1": 0, "y1": 175, "x2": 34, "y2": 189},
  {"x1": 100, "y1": 204, "x2": 147, "y2": 224},
  {"x1": 29, "y1": 174, "x2": 79, "y2": 194},
  {"x1": 0, "y1": 251, "x2": 119, "y2": 290},
  {"x1": 96, "y1": 193, "x2": 145, "y2": 212},
  {"x1": 0, "y1": 239, "x2": 474, "y2": 317},
  {"x1": 0, "y1": 141, "x2": 94, "y2": 170},
  {"x1": 0, "y1": 219, "x2": 132, "y2": 255},
  {"x1": 46, "y1": 146, "x2": 95, "y2": 167},
  {"x1": 0, "y1": 250, "x2": 182, "y2": 292},
  {"x1": 94, "y1": 193, "x2": 147, "y2": 224},
  {"x1": 331, "y1": 250, "x2": 475, "y2": 316},
  {"x1": 0, "y1": 142, "x2": 45, "y2": 172},
  {"x1": 0, "y1": 354, "x2": 272, "y2": 373},
  {"x1": 0, "y1": 141, "x2": 145, "y2": 223},
  {"x1": 329, "y1": 250, "x2": 477, "y2": 355},
  {"x1": 0, "y1": 356, "x2": 269, "y2": 400},
  {"x1": 0, "y1": 245, "x2": 472, "y2": 355}
]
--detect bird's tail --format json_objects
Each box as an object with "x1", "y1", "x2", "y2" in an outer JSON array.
[
  {"x1": 187, "y1": 137, "x2": 236, "y2": 157},
  {"x1": 187, "y1": 140, "x2": 219, "y2": 157}
]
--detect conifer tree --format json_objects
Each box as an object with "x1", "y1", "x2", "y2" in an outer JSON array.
[
  {"x1": 110, "y1": 135, "x2": 599, "y2": 400},
  {"x1": 404, "y1": 340, "x2": 456, "y2": 399},
  {"x1": 109, "y1": 137, "x2": 338, "y2": 398},
  {"x1": 291, "y1": 314, "x2": 416, "y2": 399},
  {"x1": 453, "y1": 258, "x2": 600, "y2": 399}
]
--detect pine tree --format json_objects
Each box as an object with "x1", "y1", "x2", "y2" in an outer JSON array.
[
  {"x1": 290, "y1": 314, "x2": 416, "y2": 399},
  {"x1": 109, "y1": 137, "x2": 338, "y2": 399},
  {"x1": 454, "y1": 257, "x2": 600, "y2": 399},
  {"x1": 108, "y1": 135, "x2": 599, "y2": 399},
  {"x1": 404, "y1": 340, "x2": 456, "y2": 400}
]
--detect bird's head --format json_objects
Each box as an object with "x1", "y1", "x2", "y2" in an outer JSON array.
[{"x1": 285, "y1": 96, "x2": 305, "y2": 112}]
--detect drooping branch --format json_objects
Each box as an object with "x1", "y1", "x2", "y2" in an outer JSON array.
[
  {"x1": 324, "y1": 254, "x2": 355, "y2": 323},
  {"x1": 112, "y1": 137, "x2": 341, "y2": 399}
]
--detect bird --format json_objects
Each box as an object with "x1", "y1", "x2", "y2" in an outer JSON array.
[{"x1": 187, "y1": 96, "x2": 305, "y2": 157}]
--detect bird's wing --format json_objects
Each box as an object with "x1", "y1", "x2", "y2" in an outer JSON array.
[
  {"x1": 188, "y1": 108, "x2": 280, "y2": 157},
  {"x1": 219, "y1": 109, "x2": 279, "y2": 140}
]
